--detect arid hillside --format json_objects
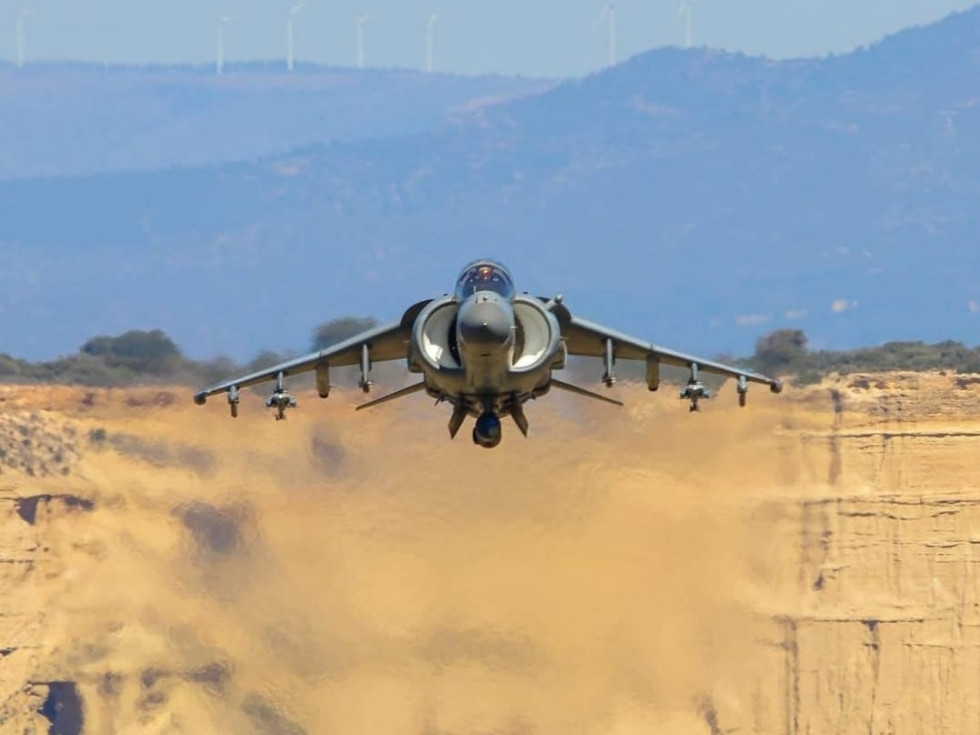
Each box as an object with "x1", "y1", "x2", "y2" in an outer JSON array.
[{"x1": 1, "y1": 372, "x2": 979, "y2": 734}]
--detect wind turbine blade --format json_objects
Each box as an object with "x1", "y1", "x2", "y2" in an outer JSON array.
[{"x1": 551, "y1": 379, "x2": 624, "y2": 407}]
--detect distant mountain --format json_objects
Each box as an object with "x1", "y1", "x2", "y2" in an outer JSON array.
[
  {"x1": 1, "y1": 9, "x2": 979, "y2": 363},
  {"x1": 0, "y1": 62, "x2": 552, "y2": 180}
]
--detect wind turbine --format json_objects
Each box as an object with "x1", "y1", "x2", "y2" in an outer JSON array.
[
  {"x1": 216, "y1": 15, "x2": 234, "y2": 75},
  {"x1": 677, "y1": 0, "x2": 693, "y2": 49},
  {"x1": 285, "y1": 4, "x2": 304, "y2": 72},
  {"x1": 15, "y1": 8, "x2": 29, "y2": 69},
  {"x1": 356, "y1": 14, "x2": 370, "y2": 69},
  {"x1": 599, "y1": 3, "x2": 617, "y2": 67},
  {"x1": 425, "y1": 13, "x2": 438, "y2": 73}
]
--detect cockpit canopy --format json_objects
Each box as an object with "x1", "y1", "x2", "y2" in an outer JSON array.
[{"x1": 454, "y1": 262, "x2": 515, "y2": 301}]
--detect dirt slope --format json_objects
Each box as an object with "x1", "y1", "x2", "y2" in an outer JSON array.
[{"x1": 0, "y1": 372, "x2": 978, "y2": 734}]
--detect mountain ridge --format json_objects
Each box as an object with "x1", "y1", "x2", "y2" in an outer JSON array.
[
  {"x1": 0, "y1": 62, "x2": 553, "y2": 181},
  {"x1": 1, "y1": 9, "x2": 979, "y2": 361}
]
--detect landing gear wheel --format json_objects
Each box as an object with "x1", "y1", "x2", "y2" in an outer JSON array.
[{"x1": 472, "y1": 412, "x2": 502, "y2": 448}]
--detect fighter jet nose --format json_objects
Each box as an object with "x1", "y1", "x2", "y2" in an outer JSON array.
[{"x1": 457, "y1": 293, "x2": 514, "y2": 351}]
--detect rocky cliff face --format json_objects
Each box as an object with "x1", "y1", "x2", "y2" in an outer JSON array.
[
  {"x1": 747, "y1": 372, "x2": 980, "y2": 735},
  {"x1": 0, "y1": 374, "x2": 977, "y2": 734}
]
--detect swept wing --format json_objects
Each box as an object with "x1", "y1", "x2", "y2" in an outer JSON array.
[
  {"x1": 193, "y1": 320, "x2": 411, "y2": 404},
  {"x1": 562, "y1": 315, "x2": 782, "y2": 391}
]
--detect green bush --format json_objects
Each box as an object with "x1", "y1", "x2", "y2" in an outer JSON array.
[
  {"x1": 750, "y1": 329, "x2": 809, "y2": 375},
  {"x1": 80, "y1": 329, "x2": 182, "y2": 375},
  {"x1": 747, "y1": 329, "x2": 980, "y2": 381}
]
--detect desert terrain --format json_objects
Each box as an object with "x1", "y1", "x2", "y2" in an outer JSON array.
[{"x1": 1, "y1": 372, "x2": 979, "y2": 734}]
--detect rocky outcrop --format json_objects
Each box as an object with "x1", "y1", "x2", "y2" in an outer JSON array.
[{"x1": 714, "y1": 372, "x2": 980, "y2": 734}]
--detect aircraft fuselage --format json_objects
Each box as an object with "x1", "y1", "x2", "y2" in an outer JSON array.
[{"x1": 407, "y1": 261, "x2": 565, "y2": 446}]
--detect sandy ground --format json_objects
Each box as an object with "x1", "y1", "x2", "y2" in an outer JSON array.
[{"x1": 1, "y1": 371, "x2": 979, "y2": 734}]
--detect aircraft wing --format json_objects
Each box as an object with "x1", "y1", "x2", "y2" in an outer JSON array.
[
  {"x1": 193, "y1": 320, "x2": 411, "y2": 403},
  {"x1": 562, "y1": 315, "x2": 782, "y2": 391}
]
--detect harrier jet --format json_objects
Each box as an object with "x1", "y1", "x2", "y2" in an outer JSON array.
[{"x1": 193, "y1": 260, "x2": 783, "y2": 448}]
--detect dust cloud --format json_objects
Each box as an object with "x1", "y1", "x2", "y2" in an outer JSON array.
[{"x1": 17, "y1": 381, "x2": 795, "y2": 734}]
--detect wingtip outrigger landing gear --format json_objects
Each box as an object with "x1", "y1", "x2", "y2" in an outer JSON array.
[
  {"x1": 680, "y1": 362, "x2": 712, "y2": 412},
  {"x1": 266, "y1": 371, "x2": 297, "y2": 420}
]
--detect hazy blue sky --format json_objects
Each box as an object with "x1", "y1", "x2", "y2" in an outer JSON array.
[{"x1": 2, "y1": 0, "x2": 978, "y2": 76}]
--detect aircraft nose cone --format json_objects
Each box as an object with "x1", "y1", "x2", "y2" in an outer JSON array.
[{"x1": 457, "y1": 294, "x2": 513, "y2": 351}]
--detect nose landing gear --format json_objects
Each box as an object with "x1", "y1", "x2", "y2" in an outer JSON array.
[{"x1": 472, "y1": 412, "x2": 502, "y2": 448}]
